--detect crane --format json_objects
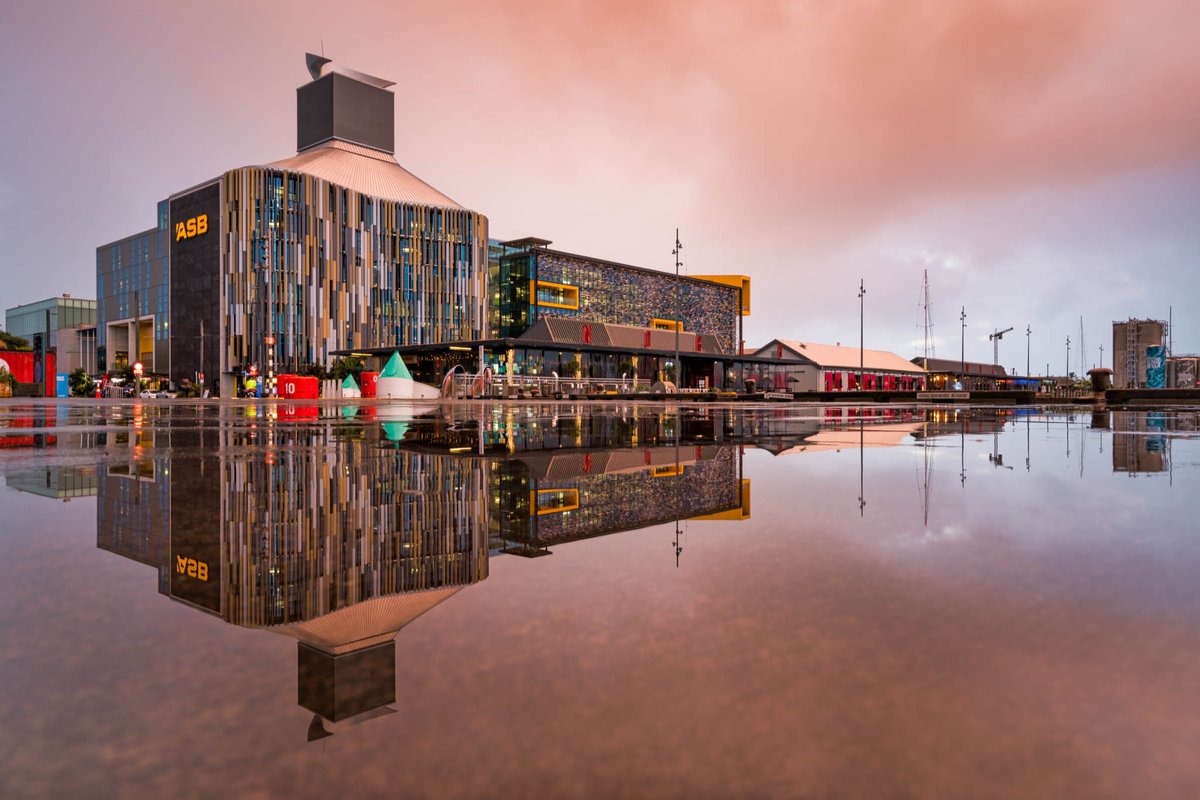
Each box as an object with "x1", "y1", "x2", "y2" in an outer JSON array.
[{"x1": 989, "y1": 326, "x2": 1014, "y2": 367}]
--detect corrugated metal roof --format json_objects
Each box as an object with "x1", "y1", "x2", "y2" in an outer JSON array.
[
  {"x1": 267, "y1": 141, "x2": 464, "y2": 210},
  {"x1": 519, "y1": 318, "x2": 725, "y2": 355},
  {"x1": 912, "y1": 357, "x2": 1008, "y2": 377},
  {"x1": 757, "y1": 339, "x2": 925, "y2": 373}
]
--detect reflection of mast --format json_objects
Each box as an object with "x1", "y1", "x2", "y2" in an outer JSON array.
[{"x1": 920, "y1": 426, "x2": 933, "y2": 526}]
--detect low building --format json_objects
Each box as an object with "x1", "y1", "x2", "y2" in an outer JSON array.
[
  {"x1": 3, "y1": 295, "x2": 98, "y2": 378},
  {"x1": 750, "y1": 339, "x2": 926, "y2": 392},
  {"x1": 910, "y1": 356, "x2": 1035, "y2": 391}
]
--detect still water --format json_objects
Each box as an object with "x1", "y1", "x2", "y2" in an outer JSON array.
[{"x1": 2, "y1": 400, "x2": 1199, "y2": 799}]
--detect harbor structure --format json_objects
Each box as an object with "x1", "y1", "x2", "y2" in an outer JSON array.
[{"x1": 1112, "y1": 318, "x2": 1167, "y2": 389}]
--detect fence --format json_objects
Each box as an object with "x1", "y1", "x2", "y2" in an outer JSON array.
[{"x1": 441, "y1": 373, "x2": 652, "y2": 399}]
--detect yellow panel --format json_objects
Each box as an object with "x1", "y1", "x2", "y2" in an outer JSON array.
[{"x1": 651, "y1": 318, "x2": 683, "y2": 332}]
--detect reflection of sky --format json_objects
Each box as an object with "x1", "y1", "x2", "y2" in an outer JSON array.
[{"x1": 2, "y1": 407, "x2": 1200, "y2": 797}]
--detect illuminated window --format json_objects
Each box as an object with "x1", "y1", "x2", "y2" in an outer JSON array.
[
  {"x1": 532, "y1": 488, "x2": 580, "y2": 514},
  {"x1": 531, "y1": 280, "x2": 579, "y2": 309}
]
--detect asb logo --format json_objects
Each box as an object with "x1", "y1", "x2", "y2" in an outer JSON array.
[
  {"x1": 176, "y1": 554, "x2": 209, "y2": 581},
  {"x1": 175, "y1": 214, "x2": 209, "y2": 241}
]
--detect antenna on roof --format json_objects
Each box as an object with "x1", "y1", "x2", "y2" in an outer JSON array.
[{"x1": 306, "y1": 52, "x2": 332, "y2": 80}]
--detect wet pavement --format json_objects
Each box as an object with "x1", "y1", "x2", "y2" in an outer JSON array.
[{"x1": 2, "y1": 400, "x2": 1199, "y2": 799}]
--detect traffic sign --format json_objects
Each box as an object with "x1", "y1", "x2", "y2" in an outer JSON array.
[{"x1": 133, "y1": 362, "x2": 144, "y2": 377}]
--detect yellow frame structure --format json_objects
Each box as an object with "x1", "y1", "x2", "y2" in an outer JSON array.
[
  {"x1": 532, "y1": 488, "x2": 580, "y2": 515},
  {"x1": 531, "y1": 279, "x2": 580, "y2": 310}
]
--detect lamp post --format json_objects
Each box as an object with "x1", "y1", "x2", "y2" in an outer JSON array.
[
  {"x1": 1065, "y1": 335, "x2": 1071, "y2": 378},
  {"x1": 672, "y1": 229, "x2": 682, "y2": 389},
  {"x1": 858, "y1": 279, "x2": 866, "y2": 391},
  {"x1": 960, "y1": 306, "x2": 967, "y2": 385},
  {"x1": 1026, "y1": 324, "x2": 1031, "y2": 377}
]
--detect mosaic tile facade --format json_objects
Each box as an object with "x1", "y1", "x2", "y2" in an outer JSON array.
[{"x1": 495, "y1": 247, "x2": 740, "y2": 354}]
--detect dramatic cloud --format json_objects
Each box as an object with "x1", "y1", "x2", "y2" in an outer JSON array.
[{"x1": 1, "y1": 0, "x2": 1198, "y2": 370}]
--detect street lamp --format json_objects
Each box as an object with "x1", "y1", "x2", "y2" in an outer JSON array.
[
  {"x1": 1065, "y1": 335, "x2": 1071, "y2": 378},
  {"x1": 1026, "y1": 324, "x2": 1031, "y2": 377},
  {"x1": 858, "y1": 279, "x2": 866, "y2": 391},
  {"x1": 960, "y1": 307, "x2": 967, "y2": 384},
  {"x1": 672, "y1": 229, "x2": 682, "y2": 390}
]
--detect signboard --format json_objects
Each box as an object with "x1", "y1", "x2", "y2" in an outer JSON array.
[
  {"x1": 169, "y1": 182, "x2": 221, "y2": 386},
  {"x1": 918, "y1": 391, "x2": 971, "y2": 401},
  {"x1": 1146, "y1": 346, "x2": 1166, "y2": 389},
  {"x1": 763, "y1": 391, "x2": 794, "y2": 401},
  {"x1": 55, "y1": 373, "x2": 69, "y2": 398}
]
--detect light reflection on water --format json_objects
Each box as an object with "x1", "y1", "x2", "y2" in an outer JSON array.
[{"x1": 2, "y1": 401, "x2": 1200, "y2": 798}]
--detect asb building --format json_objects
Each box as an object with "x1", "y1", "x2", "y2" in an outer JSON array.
[{"x1": 97, "y1": 55, "x2": 489, "y2": 396}]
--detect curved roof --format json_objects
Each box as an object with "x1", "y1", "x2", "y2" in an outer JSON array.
[
  {"x1": 758, "y1": 339, "x2": 925, "y2": 374},
  {"x1": 267, "y1": 140, "x2": 465, "y2": 210},
  {"x1": 269, "y1": 585, "x2": 464, "y2": 655}
]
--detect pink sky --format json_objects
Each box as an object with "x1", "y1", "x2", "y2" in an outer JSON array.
[{"x1": 2, "y1": 0, "x2": 1198, "y2": 371}]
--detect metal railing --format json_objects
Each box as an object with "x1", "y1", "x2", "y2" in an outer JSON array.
[{"x1": 441, "y1": 373, "x2": 650, "y2": 399}]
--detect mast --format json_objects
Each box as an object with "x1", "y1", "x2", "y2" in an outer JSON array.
[{"x1": 921, "y1": 269, "x2": 935, "y2": 361}]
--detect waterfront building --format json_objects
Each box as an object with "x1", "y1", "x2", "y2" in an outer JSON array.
[
  {"x1": 750, "y1": 339, "x2": 926, "y2": 392},
  {"x1": 910, "y1": 356, "x2": 1036, "y2": 391},
  {"x1": 1112, "y1": 318, "x2": 1167, "y2": 389},
  {"x1": 3, "y1": 295, "x2": 98, "y2": 377},
  {"x1": 96, "y1": 55, "x2": 489, "y2": 396},
  {"x1": 492, "y1": 237, "x2": 748, "y2": 353}
]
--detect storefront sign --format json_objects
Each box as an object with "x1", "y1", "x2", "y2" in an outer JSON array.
[{"x1": 175, "y1": 213, "x2": 208, "y2": 241}]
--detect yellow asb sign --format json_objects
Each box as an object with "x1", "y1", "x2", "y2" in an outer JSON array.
[
  {"x1": 176, "y1": 554, "x2": 209, "y2": 581},
  {"x1": 175, "y1": 213, "x2": 208, "y2": 241}
]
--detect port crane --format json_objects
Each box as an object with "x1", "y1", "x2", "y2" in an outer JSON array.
[{"x1": 989, "y1": 326, "x2": 1014, "y2": 367}]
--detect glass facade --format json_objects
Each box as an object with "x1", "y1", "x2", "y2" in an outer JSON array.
[
  {"x1": 4, "y1": 296, "x2": 97, "y2": 348},
  {"x1": 95, "y1": 205, "x2": 170, "y2": 373}
]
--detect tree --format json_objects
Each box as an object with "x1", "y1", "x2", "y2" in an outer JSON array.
[
  {"x1": 330, "y1": 356, "x2": 364, "y2": 382},
  {"x1": 68, "y1": 367, "x2": 94, "y2": 397},
  {"x1": 0, "y1": 367, "x2": 15, "y2": 389},
  {"x1": 563, "y1": 358, "x2": 582, "y2": 378},
  {"x1": 0, "y1": 330, "x2": 30, "y2": 350}
]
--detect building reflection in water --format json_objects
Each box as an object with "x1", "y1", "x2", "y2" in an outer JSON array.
[
  {"x1": 79, "y1": 402, "x2": 1147, "y2": 738},
  {"x1": 1111, "y1": 411, "x2": 1176, "y2": 475},
  {"x1": 90, "y1": 406, "x2": 758, "y2": 738}
]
